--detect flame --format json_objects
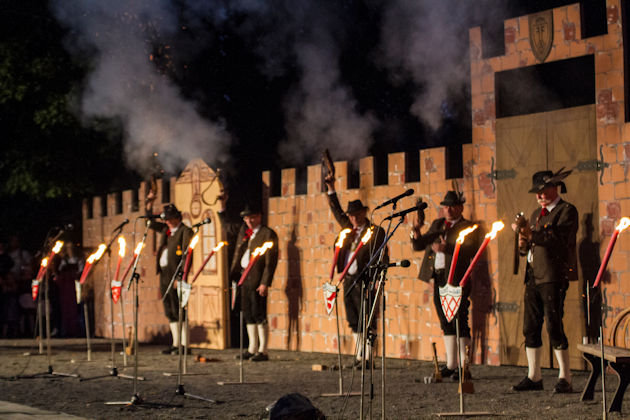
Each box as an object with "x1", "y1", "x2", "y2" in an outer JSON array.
[
  {"x1": 335, "y1": 228, "x2": 352, "y2": 248},
  {"x1": 456, "y1": 225, "x2": 478, "y2": 244},
  {"x1": 41, "y1": 257, "x2": 49, "y2": 268},
  {"x1": 253, "y1": 241, "x2": 274, "y2": 257},
  {"x1": 133, "y1": 242, "x2": 144, "y2": 256},
  {"x1": 485, "y1": 221, "x2": 505, "y2": 240},
  {"x1": 118, "y1": 236, "x2": 126, "y2": 258},
  {"x1": 213, "y1": 241, "x2": 226, "y2": 252},
  {"x1": 616, "y1": 217, "x2": 630, "y2": 232},
  {"x1": 87, "y1": 243, "x2": 107, "y2": 263},
  {"x1": 52, "y1": 241, "x2": 64, "y2": 254},
  {"x1": 188, "y1": 234, "x2": 200, "y2": 250},
  {"x1": 360, "y1": 227, "x2": 373, "y2": 244}
]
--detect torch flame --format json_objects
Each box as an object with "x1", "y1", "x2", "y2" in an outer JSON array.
[
  {"x1": 41, "y1": 257, "x2": 49, "y2": 268},
  {"x1": 335, "y1": 228, "x2": 352, "y2": 248},
  {"x1": 118, "y1": 236, "x2": 126, "y2": 258},
  {"x1": 213, "y1": 241, "x2": 226, "y2": 252},
  {"x1": 133, "y1": 242, "x2": 143, "y2": 256},
  {"x1": 485, "y1": 221, "x2": 505, "y2": 240},
  {"x1": 87, "y1": 243, "x2": 107, "y2": 263},
  {"x1": 52, "y1": 241, "x2": 64, "y2": 254},
  {"x1": 456, "y1": 225, "x2": 478, "y2": 244},
  {"x1": 360, "y1": 227, "x2": 373, "y2": 244},
  {"x1": 616, "y1": 217, "x2": 630, "y2": 232},
  {"x1": 253, "y1": 241, "x2": 274, "y2": 257},
  {"x1": 188, "y1": 234, "x2": 200, "y2": 250}
]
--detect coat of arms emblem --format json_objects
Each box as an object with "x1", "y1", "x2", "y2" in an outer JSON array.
[
  {"x1": 529, "y1": 10, "x2": 554, "y2": 63},
  {"x1": 439, "y1": 283, "x2": 463, "y2": 323}
]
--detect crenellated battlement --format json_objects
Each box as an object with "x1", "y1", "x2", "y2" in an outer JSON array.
[{"x1": 80, "y1": 1, "x2": 630, "y2": 367}]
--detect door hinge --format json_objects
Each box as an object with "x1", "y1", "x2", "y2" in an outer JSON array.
[
  {"x1": 576, "y1": 145, "x2": 609, "y2": 185},
  {"x1": 487, "y1": 157, "x2": 517, "y2": 192}
]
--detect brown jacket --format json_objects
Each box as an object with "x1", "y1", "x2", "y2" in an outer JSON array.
[
  {"x1": 219, "y1": 212, "x2": 278, "y2": 288},
  {"x1": 524, "y1": 199, "x2": 578, "y2": 285},
  {"x1": 327, "y1": 192, "x2": 387, "y2": 281},
  {"x1": 412, "y1": 217, "x2": 478, "y2": 286},
  {"x1": 148, "y1": 220, "x2": 194, "y2": 285}
]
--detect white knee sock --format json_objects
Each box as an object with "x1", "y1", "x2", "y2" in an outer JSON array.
[
  {"x1": 246, "y1": 323, "x2": 258, "y2": 354},
  {"x1": 443, "y1": 335, "x2": 457, "y2": 370},
  {"x1": 181, "y1": 324, "x2": 188, "y2": 347},
  {"x1": 526, "y1": 346, "x2": 542, "y2": 382},
  {"x1": 554, "y1": 348, "x2": 571, "y2": 382},
  {"x1": 169, "y1": 322, "x2": 179, "y2": 347},
  {"x1": 257, "y1": 323, "x2": 269, "y2": 354}
]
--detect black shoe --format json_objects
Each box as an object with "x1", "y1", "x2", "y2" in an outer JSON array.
[
  {"x1": 439, "y1": 365, "x2": 456, "y2": 378},
  {"x1": 235, "y1": 351, "x2": 255, "y2": 360},
  {"x1": 553, "y1": 378, "x2": 572, "y2": 394},
  {"x1": 512, "y1": 377, "x2": 543, "y2": 391},
  {"x1": 250, "y1": 352, "x2": 269, "y2": 362},
  {"x1": 161, "y1": 346, "x2": 177, "y2": 355},
  {"x1": 179, "y1": 346, "x2": 192, "y2": 355}
]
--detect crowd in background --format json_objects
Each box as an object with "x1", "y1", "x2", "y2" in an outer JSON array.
[{"x1": 0, "y1": 235, "x2": 89, "y2": 339}]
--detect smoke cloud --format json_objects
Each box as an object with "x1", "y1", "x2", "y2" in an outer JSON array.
[
  {"x1": 52, "y1": 0, "x2": 505, "y2": 171},
  {"x1": 51, "y1": 0, "x2": 230, "y2": 175},
  {"x1": 379, "y1": 0, "x2": 489, "y2": 130}
]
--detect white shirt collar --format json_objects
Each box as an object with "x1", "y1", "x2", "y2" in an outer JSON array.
[{"x1": 544, "y1": 196, "x2": 561, "y2": 213}]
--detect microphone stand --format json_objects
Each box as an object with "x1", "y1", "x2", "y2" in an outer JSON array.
[
  {"x1": 366, "y1": 204, "x2": 402, "y2": 420},
  {"x1": 348, "y1": 202, "x2": 403, "y2": 419},
  {"x1": 163, "y1": 226, "x2": 216, "y2": 404},
  {"x1": 106, "y1": 220, "x2": 174, "y2": 408}
]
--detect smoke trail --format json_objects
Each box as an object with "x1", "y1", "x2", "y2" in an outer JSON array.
[
  {"x1": 379, "y1": 0, "x2": 487, "y2": 130},
  {"x1": 51, "y1": 0, "x2": 230, "y2": 174},
  {"x1": 281, "y1": 39, "x2": 377, "y2": 163},
  {"x1": 184, "y1": 0, "x2": 377, "y2": 165}
]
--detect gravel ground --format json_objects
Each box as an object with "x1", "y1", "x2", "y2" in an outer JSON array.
[{"x1": 0, "y1": 338, "x2": 627, "y2": 419}]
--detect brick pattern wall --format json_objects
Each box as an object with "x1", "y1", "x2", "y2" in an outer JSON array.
[
  {"x1": 83, "y1": 178, "x2": 175, "y2": 343},
  {"x1": 469, "y1": 0, "x2": 630, "y2": 339},
  {"x1": 263, "y1": 148, "x2": 500, "y2": 364}
]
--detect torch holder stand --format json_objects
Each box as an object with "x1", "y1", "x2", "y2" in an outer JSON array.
[
  {"x1": 217, "y1": 310, "x2": 266, "y2": 386},
  {"x1": 105, "y1": 219, "x2": 173, "y2": 408},
  {"x1": 18, "y1": 273, "x2": 79, "y2": 379}
]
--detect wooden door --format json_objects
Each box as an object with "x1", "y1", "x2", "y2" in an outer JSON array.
[{"x1": 496, "y1": 104, "x2": 597, "y2": 368}]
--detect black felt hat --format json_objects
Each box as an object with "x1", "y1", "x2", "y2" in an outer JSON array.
[
  {"x1": 161, "y1": 204, "x2": 181, "y2": 220},
  {"x1": 345, "y1": 199, "x2": 368, "y2": 214},
  {"x1": 528, "y1": 168, "x2": 571, "y2": 193},
  {"x1": 240, "y1": 204, "x2": 262, "y2": 218},
  {"x1": 440, "y1": 191, "x2": 465, "y2": 206}
]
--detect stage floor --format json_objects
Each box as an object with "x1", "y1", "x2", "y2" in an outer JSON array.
[{"x1": 0, "y1": 338, "x2": 624, "y2": 419}]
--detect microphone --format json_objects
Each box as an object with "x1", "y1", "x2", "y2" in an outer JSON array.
[
  {"x1": 112, "y1": 219, "x2": 129, "y2": 233},
  {"x1": 192, "y1": 218, "x2": 212, "y2": 228},
  {"x1": 138, "y1": 215, "x2": 162, "y2": 220},
  {"x1": 389, "y1": 259, "x2": 411, "y2": 268},
  {"x1": 374, "y1": 189, "x2": 414, "y2": 210},
  {"x1": 383, "y1": 202, "x2": 428, "y2": 221},
  {"x1": 371, "y1": 260, "x2": 411, "y2": 269}
]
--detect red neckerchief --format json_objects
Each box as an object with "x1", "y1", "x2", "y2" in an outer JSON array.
[
  {"x1": 243, "y1": 228, "x2": 253, "y2": 242},
  {"x1": 536, "y1": 207, "x2": 549, "y2": 229},
  {"x1": 166, "y1": 229, "x2": 171, "y2": 237}
]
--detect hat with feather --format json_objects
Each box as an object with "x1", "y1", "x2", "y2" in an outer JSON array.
[{"x1": 528, "y1": 167, "x2": 572, "y2": 193}]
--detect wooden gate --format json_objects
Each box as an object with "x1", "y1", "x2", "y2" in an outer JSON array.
[{"x1": 496, "y1": 104, "x2": 597, "y2": 367}]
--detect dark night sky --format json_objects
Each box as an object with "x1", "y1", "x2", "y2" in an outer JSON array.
[{"x1": 0, "y1": 0, "x2": 604, "y2": 251}]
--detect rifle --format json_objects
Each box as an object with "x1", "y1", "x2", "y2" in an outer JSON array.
[
  {"x1": 321, "y1": 149, "x2": 335, "y2": 182},
  {"x1": 513, "y1": 212, "x2": 527, "y2": 275}
]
